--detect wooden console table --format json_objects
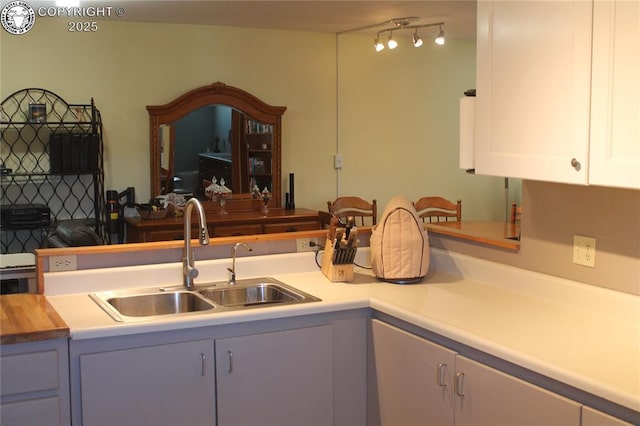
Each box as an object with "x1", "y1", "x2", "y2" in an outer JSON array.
[{"x1": 125, "y1": 207, "x2": 320, "y2": 243}]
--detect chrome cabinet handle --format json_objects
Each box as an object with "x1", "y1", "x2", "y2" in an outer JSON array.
[
  {"x1": 201, "y1": 352, "x2": 206, "y2": 376},
  {"x1": 455, "y1": 372, "x2": 465, "y2": 397},
  {"x1": 228, "y1": 350, "x2": 233, "y2": 373},
  {"x1": 437, "y1": 363, "x2": 447, "y2": 387}
]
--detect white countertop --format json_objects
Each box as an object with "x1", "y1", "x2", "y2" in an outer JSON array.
[{"x1": 44, "y1": 248, "x2": 640, "y2": 413}]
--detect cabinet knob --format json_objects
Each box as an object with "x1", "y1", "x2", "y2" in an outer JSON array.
[{"x1": 570, "y1": 158, "x2": 581, "y2": 171}]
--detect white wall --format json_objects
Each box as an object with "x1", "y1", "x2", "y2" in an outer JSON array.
[{"x1": 1, "y1": 17, "x2": 504, "y2": 220}]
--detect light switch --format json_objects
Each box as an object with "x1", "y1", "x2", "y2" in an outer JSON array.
[
  {"x1": 334, "y1": 154, "x2": 343, "y2": 169},
  {"x1": 573, "y1": 235, "x2": 596, "y2": 268}
]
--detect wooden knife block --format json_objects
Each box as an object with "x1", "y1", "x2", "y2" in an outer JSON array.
[{"x1": 321, "y1": 237, "x2": 354, "y2": 282}]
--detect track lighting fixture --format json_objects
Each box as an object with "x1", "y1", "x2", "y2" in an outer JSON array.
[
  {"x1": 359, "y1": 19, "x2": 445, "y2": 52},
  {"x1": 337, "y1": 17, "x2": 445, "y2": 52}
]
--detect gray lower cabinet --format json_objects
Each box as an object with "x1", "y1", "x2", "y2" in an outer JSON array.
[
  {"x1": 216, "y1": 325, "x2": 333, "y2": 426},
  {"x1": 454, "y1": 356, "x2": 580, "y2": 425},
  {"x1": 581, "y1": 406, "x2": 634, "y2": 426},
  {"x1": 78, "y1": 339, "x2": 215, "y2": 426},
  {"x1": 369, "y1": 319, "x2": 581, "y2": 426},
  {"x1": 70, "y1": 310, "x2": 368, "y2": 426},
  {"x1": 368, "y1": 319, "x2": 456, "y2": 425},
  {"x1": 0, "y1": 338, "x2": 70, "y2": 426}
]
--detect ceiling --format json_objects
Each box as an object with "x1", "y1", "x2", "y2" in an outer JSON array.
[{"x1": 63, "y1": 1, "x2": 477, "y2": 39}]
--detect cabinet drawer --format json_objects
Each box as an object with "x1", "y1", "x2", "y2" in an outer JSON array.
[
  {"x1": 1, "y1": 397, "x2": 61, "y2": 426},
  {"x1": 127, "y1": 226, "x2": 211, "y2": 242},
  {"x1": 141, "y1": 230, "x2": 184, "y2": 241},
  {"x1": 264, "y1": 221, "x2": 319, "y2": 233},
  {"x1": 143, "y1": 226, "x2": 205, "y2": 242},
  {"x1": 213, "y1": 224, "x2": 262, "y2": 237},
  {"x1": 1, "y1": 350, "x2": 59, "y2": 396}
]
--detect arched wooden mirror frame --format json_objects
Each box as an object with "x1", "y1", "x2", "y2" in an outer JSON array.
[{"x1": 148, "y1": 81, "x2": 287, "y2": 207}]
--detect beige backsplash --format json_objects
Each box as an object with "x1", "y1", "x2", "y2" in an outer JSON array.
[{"x1": 429, "y1": 180, "x2": 640, "y2": 296}]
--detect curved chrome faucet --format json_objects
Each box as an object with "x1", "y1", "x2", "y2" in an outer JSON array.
[
  {"x1": 228, "y1": 242, "x2": 252, "y2": 285},
  {"x1": 182, "y1": 198, "x2": 210, "y2": 290}
]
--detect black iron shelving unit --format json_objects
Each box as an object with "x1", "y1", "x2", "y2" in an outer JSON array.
[{"x1": 0, "y1": 88, "x2": 107, "y2": 254}]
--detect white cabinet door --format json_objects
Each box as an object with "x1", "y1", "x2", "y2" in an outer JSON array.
[
  {"x1": 582, "y1": 406, "x2": 633, "y2": 426},
  {"x1": 475, "y1": 0, "x2": 593, "y2": 184},
  {"x1": 216, "y1": 325, "x2": 333, "y2": 426},
  {"x1": 79, "y1": 339, "x2": 215, "y2": 426},
  {"x1": 368, "y1": 319, "x2": 456, "y2": 426},
  {"x1": 589, "y1": 0, "x2": 640, "y2": 189},
  {"x1": 454, "y1": 356, "x2": 581, "y2": 426}
]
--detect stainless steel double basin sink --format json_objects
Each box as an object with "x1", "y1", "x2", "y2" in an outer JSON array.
[{"x1": 90, "y1": 277, "x2": 321, "y2": 322}]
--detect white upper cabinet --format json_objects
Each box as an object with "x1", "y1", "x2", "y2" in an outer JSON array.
[
  {"x1": 589, "y1": 0, "x2": 640, "y2": 189},
  {"x1": 475, "y1": 0, "x2": 639, "y2": 189},
  {"x1": 475, "y1": 0, "x2": 593, "y2": 184}
]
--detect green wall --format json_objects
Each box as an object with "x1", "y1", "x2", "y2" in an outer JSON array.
[{"x1": 1, "y1": 17, "x2": 504, "y2": 219}]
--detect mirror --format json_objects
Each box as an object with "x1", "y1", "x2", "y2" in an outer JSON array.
[{"x1": 148, "y1": 82, "x2": 286, "y2": 207}]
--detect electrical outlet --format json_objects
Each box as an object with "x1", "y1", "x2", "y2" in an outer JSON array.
[
  {"x1": 297, "y1": 238, "x2": 319, "y2": 252},
  {"x1": 49, "y1": 255, "x2": 77, "y2": 272},
  {"x1": 573, "y1": 235, "x2": 596, "y2": 268}
]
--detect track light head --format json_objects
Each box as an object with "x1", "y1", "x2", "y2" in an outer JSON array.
[
  {"x1": 374, "y1": 35, "x2": 385, "y2": 52},
  {"x1": 435, "y1": 26, "x2": 445, "y2": 45},
  {"x1": 412, "y1": 29, "x2": 423, "y2": 47},
  {"x1": 387, "y1": 32, "x2": 398, "y2": 49}
]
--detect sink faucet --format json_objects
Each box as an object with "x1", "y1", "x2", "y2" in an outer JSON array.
[
  {"x1": 182, "y1": 198, "x2": 210, "y2": 290},
  {"x1": 228, "y1": 242, "x2": 252, "y2": 285}
]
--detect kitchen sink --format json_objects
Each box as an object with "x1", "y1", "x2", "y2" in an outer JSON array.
[
  {"x1": 90, "y1": 289, "x2": 217, "y2": 322},
  {"x1": 198, "y1": 277, "x2": 320, "y2": 308},
  {"x1": 90, "y1": 277, "x2": 320, "y2": 322}
]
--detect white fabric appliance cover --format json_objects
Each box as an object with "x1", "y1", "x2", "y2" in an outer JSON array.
[{"x1": 370, "y1": 195, "x2": 429, "y2": 283}]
